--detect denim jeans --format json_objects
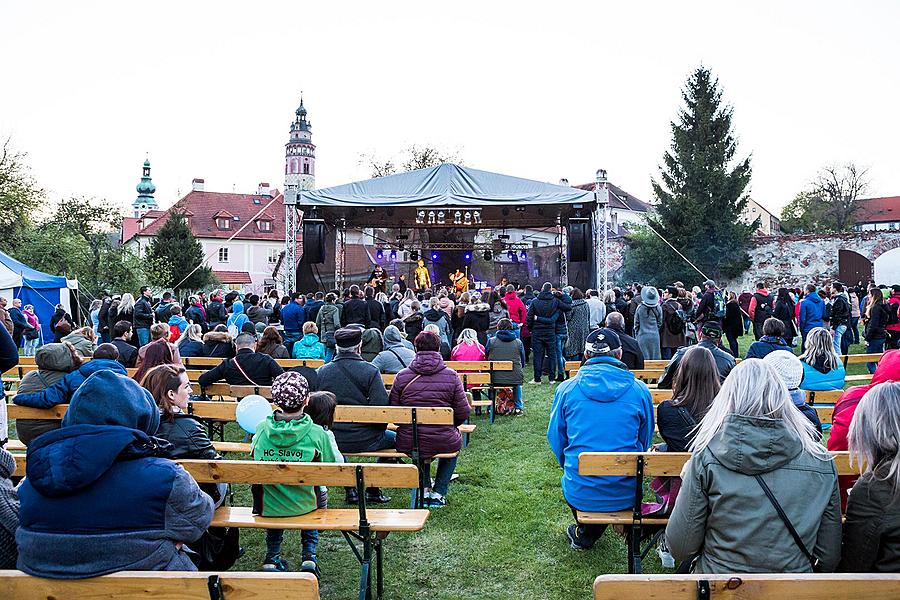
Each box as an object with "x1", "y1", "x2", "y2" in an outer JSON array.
[
  {"x1": 324, "y1": 347, "x2": 334, "y2": 363},
  {"x1": 661, "y1": 347, "x2": 678, "y2": 360},
  {"x1": 531, "y1": 333, "x2": 557, "y2": 382},
  {"x1": 512, "y1": 385, "x2": 523, "y2": 410},
  {"x1": 833, "y1": 324, "x2": 847, "y2": 356},
  {"x1": 364, "y1": 429, "x2": 397, "y2": 452},
  {"x1": 743, "y1": 317, "x2": 751, "y2": 335},
  {"x1": 282, "y1": 332, "x2": 301, "y2": 356},
  {"x1": 24, "y1": 338, "x2": 39, "y2": 356},
  {"x1": 136, "y1": 327, "x2": 150, "y2": 347},
  {"x1": 849, "y1": 317, "x2": 860, "y2": 344},
  {"x1": 265, "y1": 528, "x2": 318, "y2": 561},
  {"x1": 431, "y1": 456, "x2": 459, "y2": 497},
  {"x1": 725, "y1": 334, "x2": 740, "y2": 358},
  {"x1": 866, "y1": 338, "x2": 885, "y2": 374},
  {"x1": 556, "y1": 335, "x2": 567, "y2": 377}
]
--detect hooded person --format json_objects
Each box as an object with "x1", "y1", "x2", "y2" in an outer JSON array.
[
  {"x1": 226, "y1": 300, "x2": 249, "y2": 336},
  {"x1": 202, "y1": 327, "x2": 235, "y2": 358},
  {"x1": 798, "y1": 284, "x2": 826, "y2": 344},
  {"x1": 548, "y1": 328, "x2": 654, "y2": 550},
  {"x1": 16, "y1": 370, "x2": 214, "y2": 578},
  {"x1": 764, "y1": 350, "x2": 822, "y2": 434},
  {"x1": 828, "y1": 349, "x2": 900, "y2": 508},
  {"x1": 14, "y1": 343, "x2": 83, "y2": 445},
  {"x1": 13, "y1": 350, "x2": 127, "y2": 410},
  {"x1": 372, "y1": 325, "x2": 416, "y2": 374},
  {"x1": 360, "y1": 327, "x2": 384, "y2": 362}
]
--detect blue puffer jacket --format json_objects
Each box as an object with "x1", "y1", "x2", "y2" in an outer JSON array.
[
  {"x1": 13, "y1": 359, "x2": 127, "y2": 409},
  {"x1": 745, "y1": 336, "x2": 792, "y2": 360},
  {"x1": 799, "y1": 292, "x2": 825, "y2": 333},
  {"x1": 547, "y1": 355, "x2": 654, "y2": 511},
  {"x1": 16, "y1": 371, "x2": 213, "y2": 579},
  {"x1": 800, "y1": 361, "x2": 846, "y2": 392}
]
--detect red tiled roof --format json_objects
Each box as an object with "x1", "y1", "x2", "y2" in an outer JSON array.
[
  {"x1": 855, "y1": 196, "x2": 900, "y2": 224},
  {"x1": 128, "y1": 189, "x2": 286, "y2": 242},
  {"x1": 573, "y1": 182, "x2": 651, "y2": 213},
  {"x1": 213, "y1": 270, "x2": 253, "y2": 284},
  {"x1": 121, "y1": 217, "x2": 141, "y2": 243}
]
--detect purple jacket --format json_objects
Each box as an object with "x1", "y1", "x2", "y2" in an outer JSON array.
[{"x1": 389, "y1": 351, "x2": 470, "y2": 457}]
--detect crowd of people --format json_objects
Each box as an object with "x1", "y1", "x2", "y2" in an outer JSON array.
[{"x1": 1, "y1": 273, "x2": 899, "y2": 580}]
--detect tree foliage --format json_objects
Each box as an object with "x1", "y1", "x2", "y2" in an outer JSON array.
[
  {"x1": 145, "y1": 211, "x2": 216, "y2": 293},
  {"x1": 362, "y1": 145, "x2": 463, "y2": 178},
  {"x1": 0, "y1": 138, "x2": 44, "y2": 252},
  {"x1": 781, "y1": 163, "x2": 870, "y2": 233},
  {"x1": 624, "y1": 67, "x2": 754, "y2": 286}
]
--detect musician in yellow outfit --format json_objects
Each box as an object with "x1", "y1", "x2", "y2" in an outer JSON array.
[
  {"x1": 449, "y1": 269, "x2": 469, "y2": 294},
  {"x1": 414, "y1": 259, "x2": 431, "y2": 291}
]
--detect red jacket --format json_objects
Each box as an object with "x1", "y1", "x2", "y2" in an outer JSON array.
[
  {"x1": 828, "y1": 349, "x2": 900, "y2": 509},
  {"x1": 888, "y1": 294, "x2": 900, "y2": 332},
  {"x1": 504, "y1": 292, "x2": 527, "y2": 326}
]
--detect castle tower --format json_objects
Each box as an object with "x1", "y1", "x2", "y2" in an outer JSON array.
[
  {"x1": 132, "y1": 158, "x2": 158, "y2": 217},
  {"x1": 285, "y1": 97, "x2": 316, "y2": 191}
]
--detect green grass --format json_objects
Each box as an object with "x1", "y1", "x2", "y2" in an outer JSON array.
[{"x1": 5, "y1": 332, "x2": 874, "y2": 599}]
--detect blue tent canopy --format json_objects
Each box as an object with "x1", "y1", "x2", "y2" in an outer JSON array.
[
  {"x1": 0, "y1": 250, "x2": 69, "y2": 289},
  {"x1": 298, "y1": 163, "x2": 594, "y2": 207}
]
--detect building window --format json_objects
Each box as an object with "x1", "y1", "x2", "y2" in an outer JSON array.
[
  {"x1": 303, "y1": 162, "x2": 310, "y2": 174},
  {"x1": 218, "y1": 247, "x2": 229, "y2": 263},
  {"x1": 257, "y1": 219, "x2": 272, "y2": 232},
  {"x1": 216, "y1": 218, "x2": 231, "y2": 230},
  {"x1": 268, "y1": 248, "x2": 279, "y2": 264}
]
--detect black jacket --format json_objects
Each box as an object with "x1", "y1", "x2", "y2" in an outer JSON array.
[
  {"x1": 133, "y1": 297, "x2": 154, "y2": 329},
  {"x1": 657, "y1": 401, "x2": 699, "y2": 453},
  {"x1": 111, "y1": 339, "x2": 137, "y2": 368},
  {"x1": 865, "y1": 302, "x2": 891, "y2": 341},
  {"x1": 526, "y1": 290, "x2": 563, "y2": 335},
  {"x1": 839, "y1": 470, "x2": 900, "y2": 572},
  {"x1": 98, "y1": 298, "x2": 112, "y2": 335},
  {"x1": 201, "y1": 331, "x2": 235, "y2": 358},
  {"x1": 658, "y1": 339, "x2": 735, "y2": 389},
  {"x1": 317, "y1": 353, "x2": 390, "y2": 453},
  {"x1": 341, "y1": 298, "x2": 370, "y2": 327},
  {"x1": 461, "y1": 305, "x2": 490, "y2": 345},
  {"x1": 607, "y1": 324, "x2": 645, "y2": 370},
  {"x1": 830, "y1": 295, "x2": 851, "y2": 327},
  {"x1": 156, "y1": 412, "x2": 224, "y2": 503},
  {"x1": 197, "y1": 348, "x2": 284, "y2": 387},
  {"x1": 723, "y1": 301, "x2": 743, "y2": 339},
  {"x1": 773, "y1": 299, "x2": 797, "y2": 339},
  {"x1": 366, "y1": 299, "x2": 386, "y2": 330},
  {"x1": 207, "y1": 300, "x2": 227, "y2": 327},
  {"x1": 185, "y1": 305, "x2": 208, "y2": 332}
]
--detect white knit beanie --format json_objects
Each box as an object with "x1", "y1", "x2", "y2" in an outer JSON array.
[{"x1": 763, "y1": 350, "x2": 804, "y2": 390}]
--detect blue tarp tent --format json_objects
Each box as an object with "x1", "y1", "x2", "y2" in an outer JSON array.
[{"x1": 0, "y1": 250, "x2": 78, "y2": 345}]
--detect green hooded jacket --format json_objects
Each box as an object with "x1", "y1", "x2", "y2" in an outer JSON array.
[{"x1": 252, "y1": 413, "x2": 336, "y2": 517}]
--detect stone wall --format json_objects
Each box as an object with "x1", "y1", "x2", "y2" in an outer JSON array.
[{"x1": 726, "y1": 231, "x2": 900, "y2": 290}]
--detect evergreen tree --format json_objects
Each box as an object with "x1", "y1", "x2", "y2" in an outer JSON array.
[
  {"x1": 625, "y1": 67, "x2": 754, "y2": 286},
  {"x1": 145, "y1": 211, "x2": 216, "y2": 292}
]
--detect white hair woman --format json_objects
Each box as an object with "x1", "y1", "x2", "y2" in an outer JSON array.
[
  {"x1": 840, "y1": 381, "x2": 900, "y2": 571},
  {"x1": 175, "y1": 323, "x2": 205, "y2": 357},
  {"x1": 665, "y1": 358, "x2": 841, "y2": 573},
  {"x1": 798, "y1": 327, "x2": 846, "y2": 391}
]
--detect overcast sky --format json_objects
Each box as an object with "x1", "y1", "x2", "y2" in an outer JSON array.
[{"x1": 2, "y1": 1, "x2": 898, "y2": 217}]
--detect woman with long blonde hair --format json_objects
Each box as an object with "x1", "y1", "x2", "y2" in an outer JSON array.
[
  {"x1": 798, "y1": 326, "x2": 846, "y2": 391},
  {"x1": 665, "y1": 359, "x2": 840, "y2": 573}
]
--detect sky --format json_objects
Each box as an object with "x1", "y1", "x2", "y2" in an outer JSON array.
[{"x1": 2, "y1": 1, "x2": 898, "y2": 217}]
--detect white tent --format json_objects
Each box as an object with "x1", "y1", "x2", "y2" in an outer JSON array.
[{"x1": 0, "y1": 250, "x2": 78, "y2": 344}]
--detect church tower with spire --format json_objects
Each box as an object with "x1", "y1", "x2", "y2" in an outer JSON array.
[
  {"x1": 132, "y1": 158, "x2": 158, "y2": 217},
  {"x1": 285, "y1": 97, "x2": 316, "y2": 191}
]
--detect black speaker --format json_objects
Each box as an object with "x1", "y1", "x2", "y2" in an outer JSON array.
[
  {"x1": 567, "y1": 219, "x2": 591, "y2": 263},
  {"x1": 302, "y1": 220, "x2": 325, "y2": 264}
]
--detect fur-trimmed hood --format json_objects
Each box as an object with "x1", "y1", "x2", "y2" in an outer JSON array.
[
  {"x1": 202, "y1": 331, "x2": 232, "y2": 344},
  {"x1": 466, "y1": 302, "x2": 490, "y2": 313}
]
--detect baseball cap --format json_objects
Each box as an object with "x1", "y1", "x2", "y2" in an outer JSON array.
[{"x1": 585, "y1": 328, "x2": 622, "y2": 355}]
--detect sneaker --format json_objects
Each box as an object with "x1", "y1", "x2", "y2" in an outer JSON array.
[
  {"x1": 262, "y1": 555, "x2": 289, "y2": 572},
  {"x1": 528, "y1": 379, "x2": 542, "y2": 385},
  {"x1": 565, "y1": 525, "x2": 595, "y2": 551},
  {"x1": 657, "y1": 542, "x2": 675, "y2": 569},
  {"x1": 425, "y1": 493, "x2": 447, "y2": 508},
  {"x1": 513, "y1": 409, "x2": 524, "y2": 416},
  {"x1": 300, "y1": 555, "x2": 321, "y2": 579}
]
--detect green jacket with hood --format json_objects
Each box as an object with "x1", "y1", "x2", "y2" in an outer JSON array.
[
  {"x1": 252, "y1": 413, "x2": 336, "y2": 517},
  {"x1": 665, "y1": 414, "x2": 841, "y2": 573}
]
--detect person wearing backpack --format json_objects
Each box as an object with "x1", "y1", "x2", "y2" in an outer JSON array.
[
  {"x1": 723, "y1": 292, "x2": 744, "y2": 358},
  {"x1": 660, "y1": 287, "x2": 686, "y2": 359},
  {"x1": 167, "y1": 305, "x2": 189, "y2": 342},
  {"x1": 748, "y1": 282, "x2": 774, "y2": 341},
  {"x1": 694, "y1": 279, "x2": 724, "y2": 326}
]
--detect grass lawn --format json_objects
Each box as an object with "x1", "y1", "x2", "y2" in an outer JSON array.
[{"x1": 224, "y1": 333, "x2": 872, "y2": 599}]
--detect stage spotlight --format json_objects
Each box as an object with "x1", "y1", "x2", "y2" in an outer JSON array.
[
  {"x1": 464, "y1": 252, "x2": 471, "y2": 262},
  {"x1": 410, "y1": 250, "x2": 419, "y2": 261},
  {"x1": 507, "y1": 250, "x2": 514, "y2": 260},
  {"x1": 431, "y1": 252, "x2": 439, "y2": 261},
  {"x1": 376, "y1": 248, "x2": 383, "y2": 260},
  {"x1": 483, "y1": 249, "x2": 493, "y2": 261},
  {"x1": 390, "y1": 249, "x2": 397, "y2": 261},
  {"x1": 520, "y1": 250, "x2": 527, "y2": 260}
]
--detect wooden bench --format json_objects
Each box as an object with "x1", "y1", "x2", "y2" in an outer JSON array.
[
  {"x1": 576, "y1": 451, "x2": 854, "y2": 574},
  {"x1": 11, "y1": 456, "x2": 423, "y2": 600},
  {"x1": 592, "y1": 574, "x2": 900, "y2": 599},
  {"x1": 0, "y1": 570, "x2": 319, "y2": 599}
]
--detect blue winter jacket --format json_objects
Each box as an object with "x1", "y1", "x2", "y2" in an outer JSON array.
[
  {"x1": 281, "y1": 301, "x2": 304, "y2": 335},
  {"x1": 226, "y1": 301, "x2": 249, "y2": 333},
  {"x1": 745, "y1": 335, "x2": 792, "y2": 360},
  {"x1": 800, "y1": 361, "x2": 846, "y2": 392},
  {"x1": 167, "y1": 314, "x2": 188, "y2": 335},
  {"x1": 15, "y1": 371, "x2": 213, "y2": 578},
  {"x1": 13, "y1": 359, "x2": 127, "y2": 409},
  {"x1": 303, "y1": 299, "x2": 324, "y2": 325},
  {"x1": 547, "y1": 355, "x2": 654, "y2": 511},
  {"x1": 799, "y1": 292, "x2": 825, "y2": 333}
]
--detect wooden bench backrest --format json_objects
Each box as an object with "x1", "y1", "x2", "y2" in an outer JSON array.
[
  {"x1": 565, "y1": 353, "x2": 884, "y2": 374},
  {"x1": 7, "y1": 402, "x2": 454, "y2": 426},
  {"x1": 593, "y1": 573, "x2": 900, "y2": 599},
  {"x1": 12, "y1": 456, "x2": 421, "y2": 488},
  {"x1": 649, "y1": 388, "x2": 844, "y2": 405},
  {"x1": 578, "y1": 451, "x2": 854, "y2": 477},
  {"x1": 1, "y1": 570, "x2": 320, "y2": 599}
]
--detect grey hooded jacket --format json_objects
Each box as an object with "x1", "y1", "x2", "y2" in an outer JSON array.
[
  {"x1": 372, "y1": 326, "x2": 416, "y2": 374},
  {"x1": 666, "y1": 414, "x2": 841, "y2": 573}
]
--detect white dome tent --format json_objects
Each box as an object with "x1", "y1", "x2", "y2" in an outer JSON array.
[{"x1": 0, "y1": 250, "x2": 79, "y2": 344}]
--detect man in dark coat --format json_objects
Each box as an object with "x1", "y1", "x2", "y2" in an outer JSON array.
[
  {"x1": 526, "y1": 282, "x2": 565, "y2": 384},
  {"x1": 133, "y1": 286, "x2": 155, "y2": 347},
  {"x1": 340, "y1": 286, "x2": 370, "y2": 327},
  {"x1": 9, "y1": 299, "x2": 35, "y2": 348},
  {"x1": 110, "y1": 320, "x2": 138, "y2": 368},
  {"x1": 604, "y1": 312, "x2": 645, "y2": 370},
  {"x1": 206, "y1": 291, "x2": 228, "y2": 329},
  {"x1": 197, "y1": 333, "x2": 284, "y2": 387},
  {"x1": 317, "y1": 327, "x2": 393, "y2": 504}
]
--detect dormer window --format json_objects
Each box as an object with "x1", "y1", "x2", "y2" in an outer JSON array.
[
  {"x1": 257, "y1": 219, "x2": 273, "y2": 232},
  {"x1": 216, "y1": 218, "x2": 231, "y2": 230}
]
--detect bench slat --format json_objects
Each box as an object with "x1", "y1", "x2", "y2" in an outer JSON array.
[
  {"x1": 212, "y1": 506, "x2": 428, "y2": 532},
  {"x1": 578, "y1": 451, "x2": 855, "y2": 477},
  {"x1": 0, "y1": 570, "x2": 319, "y2": 599}
]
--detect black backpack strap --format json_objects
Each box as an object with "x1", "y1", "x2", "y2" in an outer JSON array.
[{"x1": 753, "y1": 474, "x2": 820, "y2": 570}]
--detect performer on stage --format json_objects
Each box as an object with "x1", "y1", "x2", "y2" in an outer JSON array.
[
  {"x1": 414, "y1": 259, "x2": 431, "y2": 291},
  {"x1": 449, "y1": 269, "x2": 469, "y2": 294},
  {"x1": 368, "y1": 265, "x2": 387, "y2": 293}
]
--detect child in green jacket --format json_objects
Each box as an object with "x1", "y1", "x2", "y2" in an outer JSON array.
[{"x1": 252, "y1": 371, "x2": 336, "y2": 576}]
